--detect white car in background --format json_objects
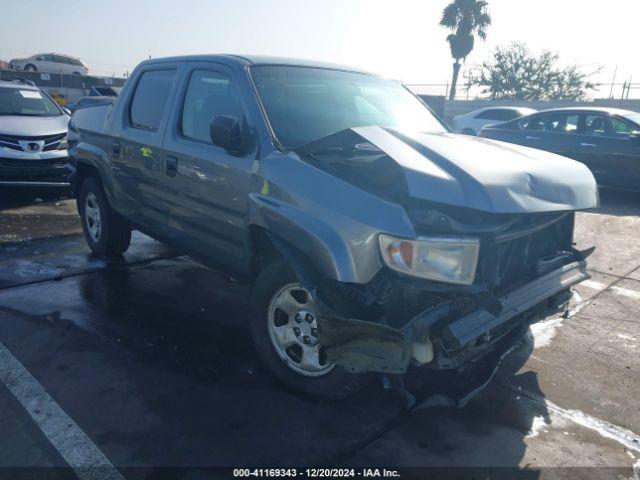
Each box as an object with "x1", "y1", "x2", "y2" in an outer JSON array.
[
  {"x1": 452, "y1": 106, "x2": 537, "y2": 135},
  {"x1": 10, "y1": 53, "x2": 88, "y2": 76}
]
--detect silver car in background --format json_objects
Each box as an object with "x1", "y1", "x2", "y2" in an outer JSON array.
[
  {"x1": 0, "y1": 80, "x2": 71, "y2": 186},
  {"x1": 9, "y1": 53, "x2": 88, "y2": 76},
  {"x1": 452, "y1": 106, "x2": 537, "y2": 135}
]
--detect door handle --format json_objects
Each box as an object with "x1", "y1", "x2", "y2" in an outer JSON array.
[
  {"x1": 526, "y1": 136, "x2": 540, "y2": 140},
  {"x1": 165, "y1": 156, "x2": 178, "y2": 177},
  {"x1": 581, "y1": 143, "x2": 597, "y2": 147},
  {"x1": 111, "y1": 141, "x2": 121, "y2": 155}
]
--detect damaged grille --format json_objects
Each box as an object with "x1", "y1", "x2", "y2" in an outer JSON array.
[{"x1": 476, "y1": 213, "x2": 574, "y2": 291}]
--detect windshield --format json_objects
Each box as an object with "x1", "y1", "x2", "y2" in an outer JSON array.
[
  {"x1": 251, "y1": 66, "x2": 446, "y2": 149},
  {"x1": 623, "y1": 113, "x2": 640, "y2": 128},
  {"x1": 0, "y1": 87, "x2": 62, "y2": 117}
]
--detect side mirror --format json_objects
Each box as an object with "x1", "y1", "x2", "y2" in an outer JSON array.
[{"x1": 210, "y1": 115, "x2": 242, "y2": 153}]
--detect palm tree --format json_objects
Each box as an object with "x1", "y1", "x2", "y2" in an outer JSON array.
[{"x1": 440, "y1": 0, "x2": 491, "y2": 100}]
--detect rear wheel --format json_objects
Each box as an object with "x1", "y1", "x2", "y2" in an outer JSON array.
[
  {"x1": 249, "y1": 259, "x2": 365, "y2": 400},
  {"x1": 78, "y1": 177, "x2": 131, "y2": 257}
]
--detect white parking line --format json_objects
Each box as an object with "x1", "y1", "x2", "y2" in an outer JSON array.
[
  {"x1": 502, "y1": 382, "x2": 640, "y2": 455},
  {"x1": 581, "y1": 279, "x2": 640, "y2": 300},
  {"x1": 0, "y1": 341, "x2": 125, "y2": 480}
]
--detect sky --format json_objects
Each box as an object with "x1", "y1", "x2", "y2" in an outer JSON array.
[{"x1": 1, "y1": 0, "x2": 638, "y2": 98}]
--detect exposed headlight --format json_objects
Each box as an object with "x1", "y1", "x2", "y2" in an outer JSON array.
[{"x1": 379, "y1": 234, "x2": 480, "y2": 285}]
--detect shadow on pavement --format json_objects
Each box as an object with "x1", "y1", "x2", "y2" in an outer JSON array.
[
  {"x1": 585, "y1": 188, "x2": 640, "y2": 217},
  {"x1": 0, "y1": 258, "x2": 407, "y2": 468},
  {"x1": 343, "y1": 332, "x2": 547, "y2": 478},
  {"x1": 0, "y1": 187, "x2": 71, "y2": 211}
]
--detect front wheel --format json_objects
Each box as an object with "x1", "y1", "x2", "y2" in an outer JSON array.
[
  {"x1": 24, "y1": 64, "x2": 37, "y2": 72},
  {"x1": 78, "y1": 177, "x2": 131, "y2": 257},
  {"x1": 249, "y1": 259, "x2": 365, "y2": 400}
]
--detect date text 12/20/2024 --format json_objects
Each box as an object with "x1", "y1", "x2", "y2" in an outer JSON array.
[{"x1": 233, "y1": 469, "x2": 401, "y2": 478}]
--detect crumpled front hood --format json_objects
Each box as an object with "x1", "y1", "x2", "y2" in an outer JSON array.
[
  {"x1": 0, "y1": 114, "x2": 69, "y2": 136},
  {"x1": 348, "y1": 126, "x2": 599, "y2": 213}
]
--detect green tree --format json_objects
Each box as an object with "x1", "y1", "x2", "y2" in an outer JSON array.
[
  {"x1": 440, "y1": 0, "x2": 491, "y2": 100},
  {"x1": 471, "y1": 43, "x2": 598, "y2": 101}
]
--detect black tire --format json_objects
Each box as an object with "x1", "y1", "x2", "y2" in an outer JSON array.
[
  {"x1": 24, "y1": 64, "x2": 37, "y2": 72},
  {"x1": 249, "y1": 259, "x2": 366, "y2": 400},
  {"x1": 78, "y1": 177, "x2": 131, "y2": 257},
  {"x1": 461, "y1": 128, "x2": 476, "y2": 136}
]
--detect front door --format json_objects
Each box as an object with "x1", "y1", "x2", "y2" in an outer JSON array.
[{"x1": 160, "y1": 64, "x2": 255, "y2": 276}]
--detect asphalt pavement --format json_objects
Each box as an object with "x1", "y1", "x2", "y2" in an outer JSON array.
[{"x1": 0, "y1": 187, "x2": 639, "y2": 479}]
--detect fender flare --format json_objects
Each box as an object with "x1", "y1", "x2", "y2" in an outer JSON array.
[
  {"x1": 72, "y1": 142, "x2": 119, "y2": 208},
  {"x1": 248, "y1": 194, "x2": 381, "y2": 284}
]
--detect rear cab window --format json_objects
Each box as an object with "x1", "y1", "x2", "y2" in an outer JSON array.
[{"x1": 129, "y1": 69, "x2": 177, "y2": 131}]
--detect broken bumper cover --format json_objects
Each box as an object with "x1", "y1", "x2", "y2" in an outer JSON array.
[{"x1": 319, "y1": 260, "x2": 590, "y2": 374}]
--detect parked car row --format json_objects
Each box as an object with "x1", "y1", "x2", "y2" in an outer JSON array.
[
  {"x1": 452, "y1": 106, "x2": 537, "y2": 135},
  {"x1": 451, "y1": 105, "x2": 640, "y2": 191}
]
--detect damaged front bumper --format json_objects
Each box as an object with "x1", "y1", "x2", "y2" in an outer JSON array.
[{"x1": 317, "y1": 259, "x2": 589, "y2": 375}]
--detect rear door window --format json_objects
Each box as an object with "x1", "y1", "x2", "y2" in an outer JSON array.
[
  {"x1": 522, "y1": 113, "x2": 579, "y2": 133},
  {"x1": 130, "y1": 69, "x2": 177, "y2": 131},
  {"x1": 583, "y1": 114, "x2": 608, "y2": 137}
]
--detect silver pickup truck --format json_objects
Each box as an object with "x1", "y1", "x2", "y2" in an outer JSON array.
[{"x1": 68, "y1": 55, "x2": 598, "y2": 401}]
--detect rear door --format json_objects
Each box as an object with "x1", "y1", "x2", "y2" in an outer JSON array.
[
  {"x1": 575, "y1": 114, "x2": 640, "y2": 188},
  {"x1": 52, "y1": 55, "x2": 72, "y2": 75},
  {"x1": 111, "y1": 66, "x2": 181, "y2": 230},
  {"x1": 518, "y1": 112, "x2": 581, "y2": 156},
  {"x1": 40, "y1": 54, "x2": 59, "y2": 74},
  {"x1": 160, "y1": 63, "x2": 255, "y2": 274}
]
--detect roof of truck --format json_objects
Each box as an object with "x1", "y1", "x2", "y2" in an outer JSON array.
[{"x1": 141, "y1": 54, "x2": 372, "y2": 74}]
